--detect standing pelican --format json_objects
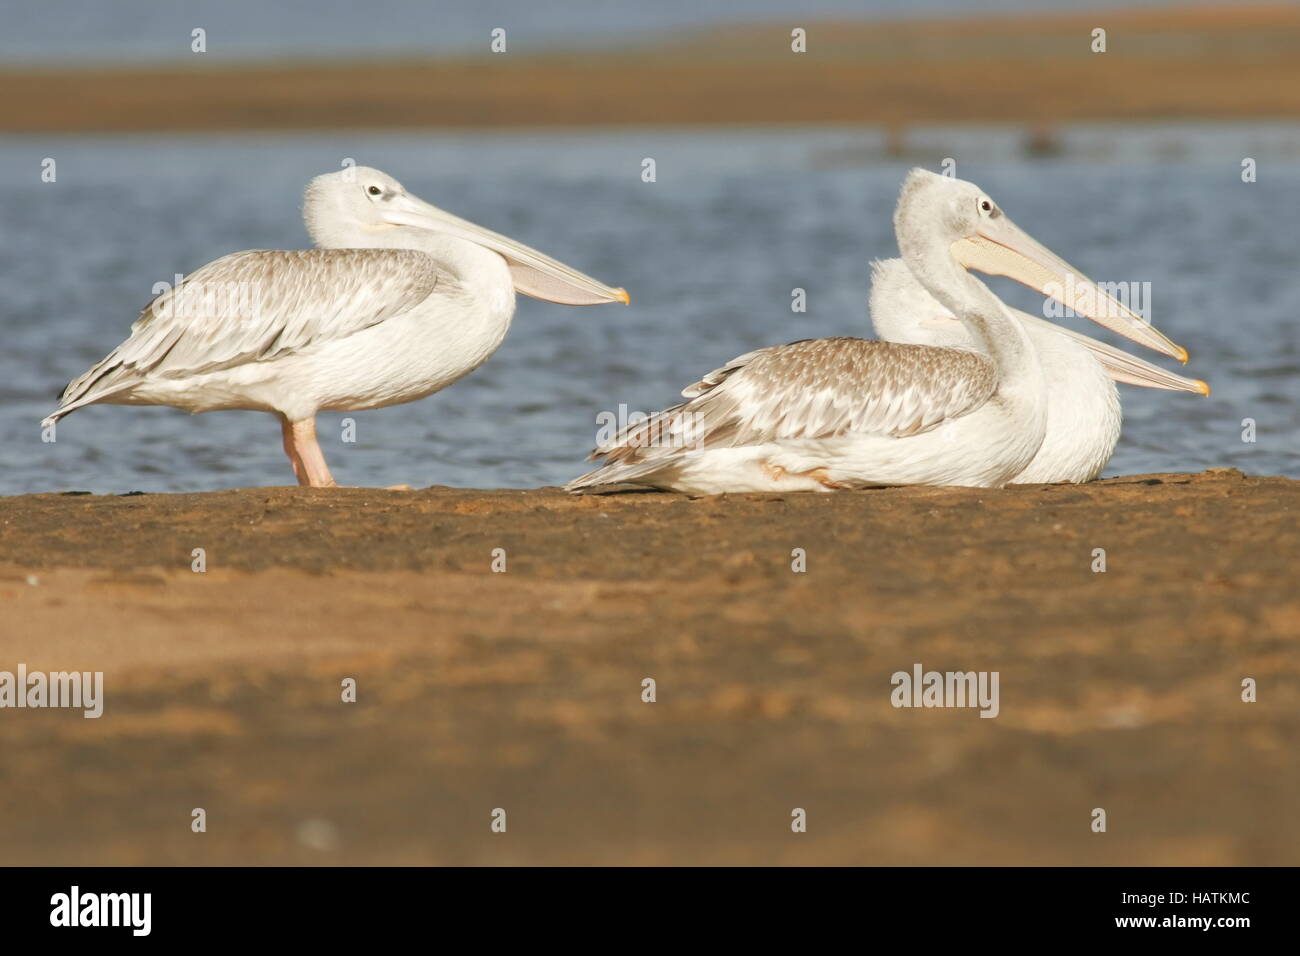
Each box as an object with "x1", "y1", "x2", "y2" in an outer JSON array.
[
  {"x1": 567, "y1": 169, "x2": 1188, "y2": 495},
  {"x1": 869, "y1": 258, "x2": 1208, "y2": 483},
  {"x1": 43, "y1": 167, "x2": 627, "y2": 487}
]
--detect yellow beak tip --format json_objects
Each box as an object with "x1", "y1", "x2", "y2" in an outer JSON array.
[
  {"x1": 1196, "y1": 380, "x2": 1211, "y2": 396},
  {"x1": 1177, "y1": 348, "x2": 1189, "y2": 365},
  {"x1": 616, "y1": 288, "x2": 630, "y2": 305}
]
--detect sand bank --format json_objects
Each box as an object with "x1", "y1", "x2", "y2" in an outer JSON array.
[{"x1": 0, "y1": 469, "x2": 1295, "y2": 864}]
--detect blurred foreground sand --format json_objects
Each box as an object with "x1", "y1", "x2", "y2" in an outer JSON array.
[{"x1": 0, "y1": 469, "x2": 1295, "y2": 865}]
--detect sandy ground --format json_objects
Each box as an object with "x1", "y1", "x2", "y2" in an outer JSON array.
[
  {"x1": 4, "y1": 5, "x2": 1300, "y2": 132},
  {"x1": 0, "y1": 468, "x2": 1296, "y2": 865}
]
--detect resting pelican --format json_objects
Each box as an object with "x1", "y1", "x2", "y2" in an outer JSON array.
[
  {"x1": 567, "y1": 168, "x2": 1188, "y2": 495},
  {"x1": 43, "y1": 167, "x2": 627, "y2": 487},
  {"x1": 869, "y1": 257, "x2": 1208, "y2": 483}
]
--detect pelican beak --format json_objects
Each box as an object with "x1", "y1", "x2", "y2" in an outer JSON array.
[
  {"x1": 950, "y1": 216, "x2": 1187, "y2": 363},
  {"x1": 1094, "y1": 348, "x2": 1210, "y2": 393},
  {"x1": 1010, "y1": 310, "x2": 1209, "y2": 394},
  {"x1": 383, "y1": 194, "x2": 629, "y2": 306}
]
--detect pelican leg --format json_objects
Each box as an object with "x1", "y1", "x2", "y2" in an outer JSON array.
[
  {"x1": 804, "y1": 467, "x2": 856, "y2": 490},
  {"x1": 286, "y1": 416, "x2": 337, "y2": 488},
  {"x1": 278, "y1": 413, "x2": 412, "y2": 489},
  {"x1": 762, "y1": 460, "x2": 854, "y2": 491},
  {"x1": 279, "y1": 415, "x2": 308, "y2": 485}
]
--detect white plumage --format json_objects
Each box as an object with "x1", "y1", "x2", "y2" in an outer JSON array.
[
  {"x1": 569, "y1": 169, "x2": 1199, "y2": 495},
  {"x1": 868, "y1": 258, "x2": 1206, "y2": 484},
  {"x1": 45, "y1": 167, "x2": 627, "y2": 487}
]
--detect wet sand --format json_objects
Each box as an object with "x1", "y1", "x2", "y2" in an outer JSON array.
[
  {"x1": 4, "y1": 5, "x2": 1300, "y2": 132},
  {"x1": 0, "y1": 469, "x2": 1296, "y2": 865}
]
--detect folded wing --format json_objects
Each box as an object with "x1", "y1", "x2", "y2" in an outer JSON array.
[
  {"x1": 576, "y1": 337, "x2": 997, "y2": 483},
  {"x1": 49, "y1": 248, "x2": 453, "y2": 421}
]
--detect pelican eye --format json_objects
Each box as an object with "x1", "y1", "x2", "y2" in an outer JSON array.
[
  {"x1": 368, "y1": 185, "x2": 382, "y2": 196},
  {"x1": 980, "y1": 200, "x2": 992, "y2": 212}
]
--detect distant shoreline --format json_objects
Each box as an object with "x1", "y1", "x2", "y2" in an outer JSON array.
[{"x1": 4, "y1": 4, "x2": 1300, "y2": 133}]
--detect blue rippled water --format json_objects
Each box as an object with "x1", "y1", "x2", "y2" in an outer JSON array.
[{"x1": 0, "y1": 123, "x2": 1296, "y2": 492}]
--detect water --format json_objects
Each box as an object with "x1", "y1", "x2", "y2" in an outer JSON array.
[{"x1": 1, "y1": 124, "x2": 1297, "y2": 493}]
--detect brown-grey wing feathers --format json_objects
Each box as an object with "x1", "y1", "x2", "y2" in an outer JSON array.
[{"x1": 589, "y1": 337, "x2": 996, "y2": 468}]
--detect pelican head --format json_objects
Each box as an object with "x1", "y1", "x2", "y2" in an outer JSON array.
[
  {"x1": 894, "y1": 168, "x2": 1187, "y2": 362},
  {"x1": 304, "y1": 166, "x2": 629, "y2": 306}
]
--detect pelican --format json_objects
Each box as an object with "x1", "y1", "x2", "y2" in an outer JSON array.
[
  {"x1": 869, "y1": 257, "x2": 1208, "y2": 484},
  {"x1": 568, "y1": 168, "x2": 1189, "y2": 495},
  {"x1": 43, "y1": 167, "x2": 628, "y2": 487}
]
